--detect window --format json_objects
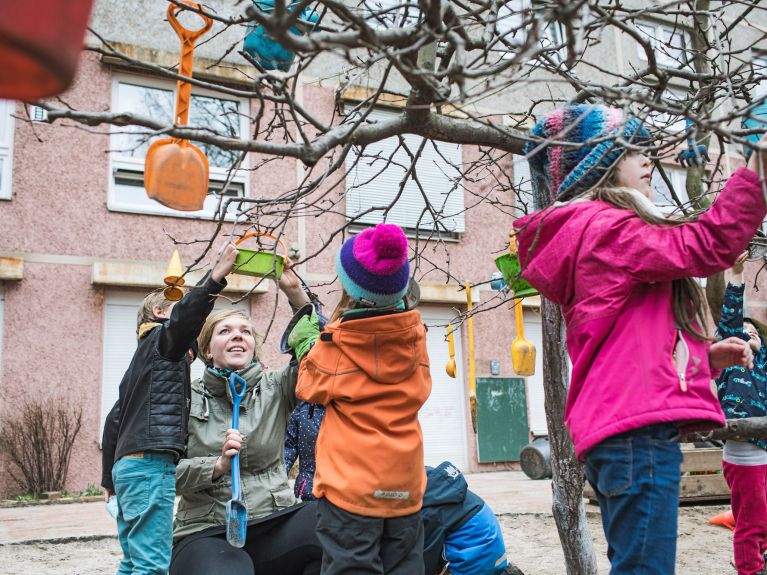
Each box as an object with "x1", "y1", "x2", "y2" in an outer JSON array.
[
  {"x1": 0, "y1": 100, "x2": 14, "y2": 200},
  {"x1": 636, "y1": 21, "x2": 692, "y2": 69},
  {"x1": 363, "y1": 0, "x2": 420, "y2": 28},
  {"x1": 344, "y1": 107, "x2": 465, "y2": 234},
  {"x1": 652, "y1": 164, "x2": 691, "y2": 212},
  {"x1": 99, "y1": 290, "x2": 250, "y2": 440},
  {"x1": 109, "y1": 76, "x2": 249, "y2": 218},
  {"x1": 753, "y1": 55, "x2": 767, "y2": 100},
  {"x1": 512, "y1": 154, "x2": 535, "y2": 216},
  {"x1": 495, "y1": 1, "x2": 565, "y2": 60},
  {"x1": 644, "y1": 88, "x2": 688, "y2": 134}
]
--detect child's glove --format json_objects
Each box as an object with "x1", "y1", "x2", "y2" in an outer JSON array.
[{"x1": 288, "y1": 310, "x2": 320, "y2": 362}]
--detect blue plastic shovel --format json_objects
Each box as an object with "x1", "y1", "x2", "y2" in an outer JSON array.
[{"x1": 226, "y1": 372, "x2": 248, "y2": 548}]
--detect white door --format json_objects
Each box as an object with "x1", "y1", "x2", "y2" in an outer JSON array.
[
  {"x1": 99, "y1": 290, "x2": 249, "y2": 440},
  {"x1": 524, "y1": 310, "x2": 547, "y2": 436},
  {"x1": 418, "y1": 306, "x2": 468, "y2": 470}
]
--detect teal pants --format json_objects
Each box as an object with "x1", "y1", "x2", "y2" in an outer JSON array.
[{"x1": 113, "y1": 452, "x2": 176, "y2": 575}]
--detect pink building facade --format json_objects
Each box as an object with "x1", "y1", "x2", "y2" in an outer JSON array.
[{"x1": 1, "y1": 15, "x2": 766, "y2": 498}]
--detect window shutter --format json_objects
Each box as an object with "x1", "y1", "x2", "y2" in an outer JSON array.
[
  {"x1": 345, "y1": 108, "x2": 465, "y2": 233},
  {"x1": 99, "y1": 291, "x2": 250, "y2": 441},
  {"x1": 100, "y1": 296, "x2": 139, "y2": 442}
]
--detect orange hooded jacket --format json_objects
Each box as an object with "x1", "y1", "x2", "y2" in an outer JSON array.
[{"x1": 295, "y1": 309, "x2": 432, "y2": 518}]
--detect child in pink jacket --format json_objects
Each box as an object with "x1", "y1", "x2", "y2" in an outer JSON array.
[{"x1": 514, "y1": 104, "x2": 766, "y2": 575}]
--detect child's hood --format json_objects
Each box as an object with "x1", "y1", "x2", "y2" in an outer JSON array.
[
  {"x1": 323, "y1": 310, "x2": 427, "y2": 383},
  {"x1": 513, "y1": 201, "x2": 608, "y2": 305}
]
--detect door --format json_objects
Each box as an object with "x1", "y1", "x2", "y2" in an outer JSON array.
[{"x1": 418, "y1": 306, "x2": 469, "y2": 470}]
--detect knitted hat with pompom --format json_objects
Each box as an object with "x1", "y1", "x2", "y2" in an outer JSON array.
[
  {"x1": 525, "y1": 104, "x2": 653, "y2": 203},
  {"x1": 336, "y1": 223, "x2": 410, "y2": 308}
]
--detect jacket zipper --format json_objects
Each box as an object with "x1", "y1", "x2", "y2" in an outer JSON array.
[{"x1": 673, "y1": 329, "x2": 690, "y2": 392}]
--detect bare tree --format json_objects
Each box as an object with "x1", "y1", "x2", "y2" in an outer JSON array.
[{"x1": 27, "y1": 0, "x2": 767, "y2": 571}]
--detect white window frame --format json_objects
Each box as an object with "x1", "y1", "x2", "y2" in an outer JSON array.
[
  {"x1": 109, "y1": 74, "x2": 250, "y2": 220},
  {"x1": 645, "y1": 88, "x2": 688, "y2": 134},
  {"x1": 753, "y1": 54, "x2": 767, "y2": 100},
  {"x1": 0, "y1": 100, "x2": 15, "y2": 200},
  {"x1": 652, "y1": 163, "x2": 692, "y2": 214},
  {"x1": 494, "y1": 0, "x2": 566, "y2": 62},
  {"x1": 99, "y1": 289, "x2": 251, "y2": 441},
  {"x1": 344, "y1": 106, "x2": 465, "y2": 234},
  {"x1": 512, "y1": 154, "x2": 535, "y2": 216},
  {"x1": 635, "y1": 21, "x2": 692, "y2": 70}
]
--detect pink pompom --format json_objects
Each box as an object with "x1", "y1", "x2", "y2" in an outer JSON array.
[{"x1": 371, "y1": 224, "x2": 407, "y2": 259}]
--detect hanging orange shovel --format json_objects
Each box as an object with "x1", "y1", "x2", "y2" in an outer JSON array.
[
  {"x1": 144, "y1": 1, "x2": 213, "y2": 211},
  {"x1": 509, "y1": 240, "x2": 536, "y2": 376}
]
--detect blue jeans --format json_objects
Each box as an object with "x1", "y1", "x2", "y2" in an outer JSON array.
[
  {"x1": 584, "y1": 424, "x2": 682, "y2": 575},
  {"x1": 113, "y1": 452, "x2": 176, "y2": 575}
]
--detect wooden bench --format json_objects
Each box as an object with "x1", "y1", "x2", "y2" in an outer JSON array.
[{"x1": 583, "y1": 447, "x2": 730, "y2": 504}]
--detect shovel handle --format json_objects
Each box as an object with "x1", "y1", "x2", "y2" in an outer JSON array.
[
  {"x1": 236, "y1": 232, "x2": 289, "y2": 260},
  {"x1": 166, "y1": 1, "x2": 213, "y2": 127},
  {"x1": 514, "y1": 298, "x2": 525, "y2": 340}
]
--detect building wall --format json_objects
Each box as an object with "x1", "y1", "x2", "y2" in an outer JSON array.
[{"x1": 2, "y1": 1, "x2": 766, "y2": 495}]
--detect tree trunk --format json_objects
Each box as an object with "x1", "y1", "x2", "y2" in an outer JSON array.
[{"x1": 541, "y1": 298, "x2": 598, "y2": 575}]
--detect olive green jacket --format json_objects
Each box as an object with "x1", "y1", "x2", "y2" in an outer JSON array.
[{"x1": 172, "y1": 360, "x2": 299, "y2": 542}]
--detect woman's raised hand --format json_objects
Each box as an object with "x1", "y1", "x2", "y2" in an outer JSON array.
[
  {"x1": 211, "y1": 243, "x2": 239, "y2": 283},
  {"x1": 212, "y1": 428, "x2": 243, "y2": 480},
  {"x1": 278, "y1": 258, "x2": 311, "y2": 308}
]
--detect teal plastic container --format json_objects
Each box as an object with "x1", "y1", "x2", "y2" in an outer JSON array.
[
  {"x1": 243, "y1": 1, "x2": 319, "y2": 71},
  {"x1": 741, "y1": 103, "x2": 767, "y2": 160}
]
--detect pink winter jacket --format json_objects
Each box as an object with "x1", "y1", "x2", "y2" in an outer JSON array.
[{"x1": 513, "y1": 168, "x2": 766, "y2": 460}]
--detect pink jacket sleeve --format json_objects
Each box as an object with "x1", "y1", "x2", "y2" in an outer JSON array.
[{"x1": 606, "y1": 168, "x2": 766, "y2": 283}]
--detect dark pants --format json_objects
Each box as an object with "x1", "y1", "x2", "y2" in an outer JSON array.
[
  {"x1": 584, "y1": 424, "x2": 682, "y2": 575},
  {"x1": 723, "y1": 461, "x2": 767, "y2": 575},
  {"x1": 316, "y1": 497, "x2": 425, "y2": 575},
  {"x1": 170, "y1": 502, "x2": 322, "y2": 575}
]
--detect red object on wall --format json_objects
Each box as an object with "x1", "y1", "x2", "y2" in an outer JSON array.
[{"x1": 0, "y1": 0, "x2": 95, "y2": 100}]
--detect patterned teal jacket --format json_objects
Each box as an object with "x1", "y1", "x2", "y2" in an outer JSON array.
[{"x1": 716, "y1": 282, "x2": 767, "y2": 450}]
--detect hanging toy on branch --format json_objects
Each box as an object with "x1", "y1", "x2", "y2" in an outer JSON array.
[
  {"x1": 741, "y1": 102, "x2": 767, "y2": 161},
  {"x1": 676, "y1": 119, "x2": 710, "y2": 168},
  {"x1": 144, "y1": 1, "x2": 213, "y2": 211},
  {"x1": 243, "y1": 1, "x2": 319, "y2": 72},
  {"x1": 0, "y1": 0, "x2": 95, "y2": 100},
  {"x1": 494, "y1": 235, "x2": 537, "y2": 376},
  {"x1": 163, "y1": 249, "x2": 186, "y2": 302}
]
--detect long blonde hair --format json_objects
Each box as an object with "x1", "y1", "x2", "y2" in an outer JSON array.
[
  {"x1": 591, "y1": 177, "x2": 711, "y2": 341},
  {"x1": 330, "y1": 291, "x2": 361, "y2": 323}
]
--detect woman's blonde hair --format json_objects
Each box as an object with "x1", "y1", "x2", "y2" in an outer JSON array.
[
  {"x1": 330, "y1": 291, "x2": 361, "y2": 323},
  {"x1": 197, "y1": 309, "x2": 263, "y2": 366},
  {"x1": 591, "y1": 170, "x2": 711, "y2": 341},
  {"x1": 136, "y1": 290, "x2": 174, "y2": 333}
]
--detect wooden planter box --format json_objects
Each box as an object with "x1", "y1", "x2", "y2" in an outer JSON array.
[{"x1": 583, "y1": 447, "x2": 730, "y2": 504}]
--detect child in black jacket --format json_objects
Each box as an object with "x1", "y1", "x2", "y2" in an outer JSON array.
[{"x1": 101, "y1": 243, "x2": 237, "y2": 575}]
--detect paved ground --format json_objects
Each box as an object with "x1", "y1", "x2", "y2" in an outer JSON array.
[{"x1": 0, "y1": 471, "x2": 553, "y2": 545}]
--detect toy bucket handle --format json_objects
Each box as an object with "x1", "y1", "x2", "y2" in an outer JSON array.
[
  {"x1": 235, "y1": 232, "x2": 289, "y2": 259},
  {"x1": 509, "y1": 231, "x2": 518, "y2": 256}
]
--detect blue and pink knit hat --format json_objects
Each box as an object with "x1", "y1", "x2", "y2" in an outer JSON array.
[
  {"x1": 525, "y1": 104, "x2": 652, "y2": 203},
  {"x1": 336, "y1": 223, "x2": 410, "y2": 308}
]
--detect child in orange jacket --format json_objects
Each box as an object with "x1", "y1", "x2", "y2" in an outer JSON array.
[{"x1": 296, "y1": 223, "x2": 432, "y2": 575}]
